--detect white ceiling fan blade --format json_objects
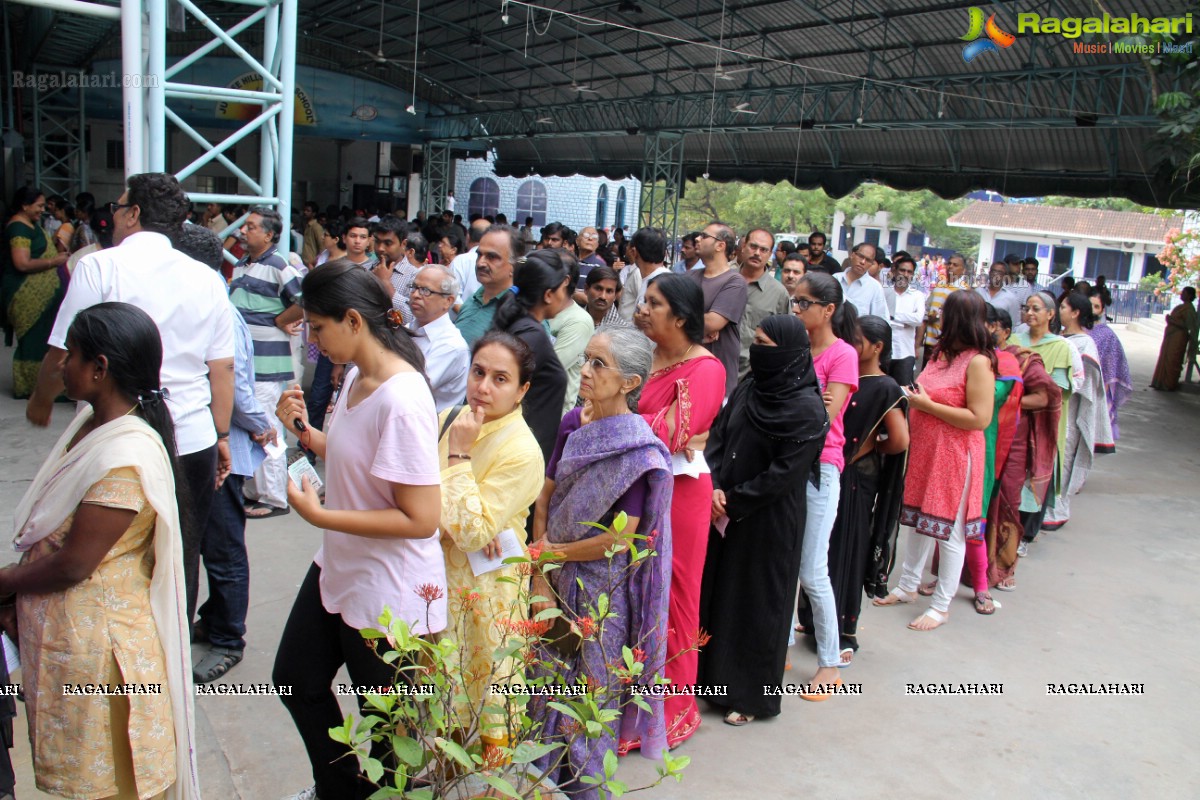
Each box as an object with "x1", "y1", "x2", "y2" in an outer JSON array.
[{"x1": 716, "y1": 65, "x2": 757, "y2": 78}]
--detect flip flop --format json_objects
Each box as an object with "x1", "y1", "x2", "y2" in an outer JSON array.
[
  {"x1": 917, "y1": 580, "x2": 937, "y2": 597},
  {"x1": 800, "y1": 677, "x2": 843, "y2": 702},
  {"x1": 246, "y1": 505, "x2": 290, "y2": 519},
  {"x1": 872, "y1": 587, "x2": 916, "y2": 607},
  {"x1": 837, "y1": 648, "x2": 854, "y2": 668},
  {"x1": 974, "y1": 592, "x2": 996, "y2": 615},
  {"x1": 724, "y1": 710, "x2": 755, "y2": 726},
  {"x1": 994, "y1": 579, "x2": 1016, "y2": 592},
  {"x1": 907, "y1": 609, "x2": 949, "y2": 631}
]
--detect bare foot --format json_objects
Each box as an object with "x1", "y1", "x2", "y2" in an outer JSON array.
[
  {"x1": 917, "y1": 580, "x2": 937, "y2": 597},
  {"x1": 907, "y1": 609, "x2": 948, "y2": 631},
  {"x1": 839, "y1": 648, "x2": 853, "y2": 666},
  {"x1": 873, "y1": 588, "x2": 916, "y2": 607},
  {"x1": 809, "y1": 665, "x2": 841, "y2": 687}
]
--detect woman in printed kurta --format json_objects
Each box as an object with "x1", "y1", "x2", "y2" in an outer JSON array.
[
  {"x1": 875, "y1": 291, "x2": 995, "y2": 631},
  {"x1": 437, "y1": 332, "x2": 545, "y2": 748},
  {"x1": 3, "y1": 188, "x2": 69, "y2": 398},
  {"x1": 4, "y1": 302, "x2": 198, "y2": 800}
]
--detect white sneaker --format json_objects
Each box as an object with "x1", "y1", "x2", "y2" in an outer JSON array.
[
  {"x1": 282, "y1": 787, "x2": 319, "y2": 800},
  {"x1": 1017, "y1": 541, "x2": 1029, "y2": 558}
]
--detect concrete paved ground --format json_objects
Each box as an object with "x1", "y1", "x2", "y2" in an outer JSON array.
[{"x1": 1, "y1": 325, "x2": 1197, "y2": 799}]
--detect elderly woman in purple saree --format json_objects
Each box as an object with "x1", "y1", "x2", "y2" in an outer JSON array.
[{"x1": 529, "y1": 326, "x2": 673, "y2": 798}]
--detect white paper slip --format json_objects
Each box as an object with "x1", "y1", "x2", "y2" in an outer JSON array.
[
  {"x1": 264, "y1": 437, "x2": 288, "y2": 460},
  {"x1": 2, "y1": 632, "x2": 19, "y2": 673},
  {"x1": 466, "y1": 528, "x2": 525, "y2": 577},
  {"x1": 714, "y1": 515, "x2": 730, "y2": 537},
  {"x1": 671, "y1": 450, "x2": 710, "y2": 478},
  {"x1": 287, "y1": 457, "x2": 324, "y2": 493}
]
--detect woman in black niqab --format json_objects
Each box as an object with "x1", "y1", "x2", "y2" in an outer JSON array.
[{"x1": 696, "y1": 315, "x2": 828, "y2": 723}]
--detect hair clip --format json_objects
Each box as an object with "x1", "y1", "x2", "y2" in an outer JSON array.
[
  {"x1": 386, "y1": 308, "x2": 404, "y2": 329},
  {"x1": 509, "y1": 285, "x2": 520, "y2": 295},
  {"x1": 136, "y1": 387, "x2": 170, "y2": 408}
]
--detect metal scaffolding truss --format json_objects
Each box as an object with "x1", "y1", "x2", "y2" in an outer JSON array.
[
  {"x1": 640, "y1": 133, "x2": 684, "y2": 249},
  {"x1": 426, "y1": 64, "x2": 1160, "y2": 142},
  {"x1": 31, "y1": 66, "x2": 88, "y2": 198},
  {"x1": 421, "y1": 142, "x2": 452, "y2": 217}
]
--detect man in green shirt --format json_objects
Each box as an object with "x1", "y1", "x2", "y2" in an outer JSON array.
[{"x1": 454, "y1": 225, "x2": 521, "y2": 347}]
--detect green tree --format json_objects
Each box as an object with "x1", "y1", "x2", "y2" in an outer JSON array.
[{"x1": 1039, "y1": 196, "x2": 1173, "y2": 216}]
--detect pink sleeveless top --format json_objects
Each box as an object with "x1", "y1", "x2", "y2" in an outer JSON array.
[{"x1": 901, "y1": 350, "x2": 986, "y2": 541}]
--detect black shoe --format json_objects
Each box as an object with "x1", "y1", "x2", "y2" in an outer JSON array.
[{"x1": 193, "y1": 646, "x2": 244, "y2": 684}]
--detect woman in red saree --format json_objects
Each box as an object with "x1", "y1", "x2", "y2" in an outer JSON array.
[{"x1": 630, "y1": 274, "x2": 726, "y2": 750}]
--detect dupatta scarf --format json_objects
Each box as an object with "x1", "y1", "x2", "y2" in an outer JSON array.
[
  {"x1": 1087, "y1": 321, "x2": 1132, "y2": 439},
  {"x1": 12, "y1": 408, "x2": 200, "y2": 800},
  {"x1": 546, "y1": 412, "x2": 673, "y2": 758}
]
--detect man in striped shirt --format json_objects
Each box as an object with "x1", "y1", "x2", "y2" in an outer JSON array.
[
  {"x1": 229, "y1": 206, "x2": 303, "y2": 518},
  {"x1": 922, "y1": 252, "x2": 971, "y2": 366}
]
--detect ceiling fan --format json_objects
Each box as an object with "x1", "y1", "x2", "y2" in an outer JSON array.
[
  {"x1": 570, "y1": 81, "x2": 601, "y2": 94},
  {"x1": 731, "y1": 102, "x2": 758, "y2": 114},
  {"x1": 714, "y1": 65, "x2": 757, "y2": 80},
  {"x1": 353, "y1": 0, "x2": 424, "y2": 69}
]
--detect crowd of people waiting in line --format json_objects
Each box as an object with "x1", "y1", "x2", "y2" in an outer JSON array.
[{"x1": 0, "y1": 172, "x2": 1178, "y2": 800}]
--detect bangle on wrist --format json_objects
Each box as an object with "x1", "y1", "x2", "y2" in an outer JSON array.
[
  {"x1": 448, "y1": 453, "x2": 471, "y2": 461},
  {"x1": 216, "y1": 431, "x2": 230, "y2": 439}
]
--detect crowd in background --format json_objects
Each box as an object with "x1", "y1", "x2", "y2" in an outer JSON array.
[{"x1": 0, "y1": 173, "x2": 1188, "y2": 800}]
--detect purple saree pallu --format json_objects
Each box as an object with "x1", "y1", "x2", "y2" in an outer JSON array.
[
  {"x1": 532, "y1": 412, "x2": 673, "y2": 798},
  {"x1": 1088, "y1": 321, "x2": 1132, "y2": 440}
]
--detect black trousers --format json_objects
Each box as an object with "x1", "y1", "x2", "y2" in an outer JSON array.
[
  {"x1": 178, "y1": 444, "x2": 218, "y2": 629},
  {"x1": 199, "y1": 474, "x2": 250, "y2": 651},
  {"x1": 274, "y1": 564, "x2": 401, "y2": 800}
]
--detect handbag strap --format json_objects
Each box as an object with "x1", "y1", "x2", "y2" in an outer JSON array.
[{"x1": 439, "y1": 404, "x2": 466, "y2": 441}]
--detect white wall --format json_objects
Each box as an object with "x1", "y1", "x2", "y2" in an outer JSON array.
[{"x1": 968, "y1": 227, "x2": 1159, "y2": 284}]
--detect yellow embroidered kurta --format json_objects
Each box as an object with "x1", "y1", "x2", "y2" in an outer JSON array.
[
  {"x1": 17, "y1": 467, "x2": 175, "y2": 800},
  {"x1": 437, "y1": 407, "x2": 544, "y2": 738}
]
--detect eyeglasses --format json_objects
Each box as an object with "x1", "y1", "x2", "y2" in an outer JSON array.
[
  {"x1": 790, "y1": 297, "x2": 830, "y2": 311},
  {"x1": 694, "y1": 232, "x2": 716, "y2": 241},
  {"x1": 410, "y1": 285, "x2": 453, "y2": 298},
  {"x1": 108, "y1": 202, "x2": 134, "y2": 215},
  {"x1": 578, "y1": 354, "x2": 621, "y2": 372}
]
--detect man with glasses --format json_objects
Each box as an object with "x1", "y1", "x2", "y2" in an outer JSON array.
[
  {"x1": 835, "y1": 242, "x2": 889, "y2": 317},
  {"x1": 409, "y1": 264, "x2": 469, "y2": 411},
  {"x1": 737, "y1": 228, "x2": 791, "y2": 379},
  {"x1": 229, "y1": 206, "x2": 303, "y2": 520},
  {"x1": 28, "y1": 172, "x2": 236, "y2": 632},
  {"x1": 688, "y1": 221, "x2": 748, "y2": 397},
  {"x1": 456, "y1": 224, "x2": 522, "y2": 347},
  {"x1": 885, "y1": 255, "x2": 925, "y2": 385},
  {"x1": 806, "y1": 230, "x2": 841, "y2": 275},
  {"x1": 575, "y1": 226, "x2": 606, "y2": 289}
]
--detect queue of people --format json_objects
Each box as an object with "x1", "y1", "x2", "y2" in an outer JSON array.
[{"x1": 0, "y1": 175, "x2": 1153, "y2": 799}]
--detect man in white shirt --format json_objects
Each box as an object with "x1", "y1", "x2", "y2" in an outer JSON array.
[
  {"x1": 835, "y1": 242, "x2": 889, "y2": 318},
  {"x1": 27, "y1": 172, "x2": 236, "y2": 627},
  {"x1": 449, "y1": 218, "x2": 488, "y2": 312},
  {"x1": 409, "y1": 264, "x2": 469, "y2": 411},
  {"x1": 884, "y1": 255, "x2": 925, "y2": 385},
  {"x1": 629, "y1": 227, "x2": 672, "y2": 308}
]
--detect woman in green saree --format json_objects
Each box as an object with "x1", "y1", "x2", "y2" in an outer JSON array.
[{"x1": 3, "y1": 187, "x2": 68, "y2": 398}]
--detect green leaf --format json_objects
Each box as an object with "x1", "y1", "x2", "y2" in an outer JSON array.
[
  {"x1": 546, "y1": 702, "x2": 583, "y2": 723},
  {"x1": 533, "y1": 607, "x2": 563, "y2": 621},
  {"x1": 391, "y1": 734, "x2": 424, "y2": 768},
  {"x1": 480, "y1": 775, "x2": 522, "y2": 799},
  {"x1": 363, "y1": 756, "x2": 384, "y2": 784},
  {"x1": 511, "y1": 740, "x2": 561, "y2": 764},
  {"x1": 434, "y1": 737, "x2": 473, "y2": 769},
  {"x1": 603, "y1": 749, "x2": 619, "y2": 779}
]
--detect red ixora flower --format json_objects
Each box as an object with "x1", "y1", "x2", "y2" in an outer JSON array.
[
  {"x1": 632, "y1": 647, "x2": 646, "y2": 663},
  {"x1": 415, "y1": 583, "x2": 445, "y2": 603},
  {"x1": 644, "y1": 529, "x2": 659, "y2": 548},
  {"x1": 575, "y1": 616, "x2": 598, "y2": 638},
  {"x1": 691, "y1": 628, "x2": 712, "y2": 648},
  {"x1": 526, "y1": 542, "x2": 544, "y2": 561}
]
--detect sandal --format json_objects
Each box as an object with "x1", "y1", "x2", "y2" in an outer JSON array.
[
  {"x1": 917, "y1": 580, "x2": 937, "y2": 597},
  {"x1": 994, "y1": 578, "x2": 1016, "y2": 592},
  {"x1": 800, "y1": 678, "x2": 842, "y2": 702},
  {"x1": 193, "y1": 646, "x2": 244, "y2": 684},
  {"x1": 872, "y1": 587, "x2": 916, "y2": 607},
  {"x1": 974, "y1": 592, "x2": 996, "y2": 615},
  {"x1": 907, "y1": 609, "x2": 949, "y2": 631},
  {"x1": 724, "y1": 710, "x2": 755, "y2": 726},
  {"x1": 838, "y1": 647, "x2": 854, "y2": 667},
  {"x1": 245, "y1": 504, "x2": 290, "y2": 519}
]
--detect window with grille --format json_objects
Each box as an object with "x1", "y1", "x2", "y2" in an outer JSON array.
[
  {"x1": 516, "y1": 180, "x2": 547, "y2": 227},
  {"x1": 468, "y1": 177, "x2": 500, "y2": 219}
]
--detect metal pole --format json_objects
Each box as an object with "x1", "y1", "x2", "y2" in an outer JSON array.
[
  {"x1": 79, "y1": 81, "x2": 87, "y2": 191},
  {"x1": 2, "y1": 2, "x2": 15, "y2": 131},
  {"x1": 164, "y1": 107, "x2": 262, "y2": 193},
  {"x1": 259, "y1": 1, "x2": 279, "y2": 212},
  {"x1": 174, "y1": 105, "x2": 281, "y2": 182},
  {"x1": 276, "y1": 0, "x2": 297, "y2": 245},
  {"x1": 4, "y1": 0, "x2": 121, "y2": 19},
  {"x1": 32, "y1": 78, "x2": 41, "y2": 190},
  {"x1": 147, "y1": 0, "x2": 166, "y2": 171},
  {"x1": 121, "y1": 0, "x2": 145, "y2": 177}
]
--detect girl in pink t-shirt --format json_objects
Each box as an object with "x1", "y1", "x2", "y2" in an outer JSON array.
[
  {"x1": 274, "y1": 260, "x2": 443, "y2": 800},
  {"x1": 790, "y1": 272, "x2": 860, "y2": 697}
]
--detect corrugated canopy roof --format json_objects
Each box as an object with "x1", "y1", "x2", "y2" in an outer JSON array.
[
  {"x1": 948, "y1": 201, "x2": 1184, "y2": 243},
  {"x1": 5, "y1": 0, "x2": 1196, "y2": 207}
]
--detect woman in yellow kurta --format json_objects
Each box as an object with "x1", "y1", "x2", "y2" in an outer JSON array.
[
  {"x1": 437, "y1": 331, "x2": 545, "y2": 749},
  {"x1": 2, "y1": 302, "x2": 199, "y2": 800}
]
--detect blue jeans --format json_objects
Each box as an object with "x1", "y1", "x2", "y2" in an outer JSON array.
[
  {"x1": 198, "y1": 474, "x2": 249, "y2": 651},
  {"x1": 799, "y1": 463, "x2": 842, "y2": 668},
  {"x1": 306, "y1": 354, "x2": 334, "y2": 432}
]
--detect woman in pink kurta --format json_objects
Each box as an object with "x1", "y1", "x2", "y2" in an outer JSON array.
[
  {"x1": 630, "y1": 274, "x2": 726, "y2": 749},
  {"x1": 874, "y1": 290, "x2": 995, "y2": 631}
]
